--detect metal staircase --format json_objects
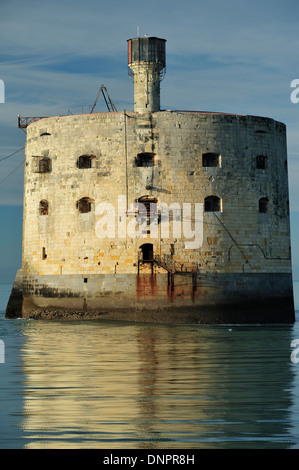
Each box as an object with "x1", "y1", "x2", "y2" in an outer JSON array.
[{"x1": 138, "y1": 251, "x2": 198, "y2": 291}]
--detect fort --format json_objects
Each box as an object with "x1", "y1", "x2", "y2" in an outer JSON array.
[{"x1": 5, "y1": 36, "x2": 295, "y2": 323}]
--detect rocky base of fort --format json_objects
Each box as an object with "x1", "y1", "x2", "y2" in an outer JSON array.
[{"x1": 5, "y1": 270, "x2": 295, "y2": 324}]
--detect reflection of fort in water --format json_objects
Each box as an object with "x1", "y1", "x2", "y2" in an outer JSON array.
[{"x1": 19, "y1": 322, "x2": 295, "y2": 448}]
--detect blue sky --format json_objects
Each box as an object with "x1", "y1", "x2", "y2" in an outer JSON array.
[{"x1": 1, "y1": 0, "x2": 299, "y2": 282}]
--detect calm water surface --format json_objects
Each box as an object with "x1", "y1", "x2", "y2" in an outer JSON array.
[{"x1": 1, "y1": 282, "x2": 299, "y2": 449}]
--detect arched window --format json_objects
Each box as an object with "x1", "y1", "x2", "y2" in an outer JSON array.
[
  {"x1": 138, "y1": 196, "x2": 158, "y2": 217},
  {"x1": 135, "y1": 153, "x2": 157, "y2": 167},
  {"x1": 39, "y1": 199, "x2": 49, "y2": 215},
  {"x1": 77, "y1": 155, "x2": 96, "y2": 169},
  {"x1": 137, "y1": 196, "x2": 158, "y2": 234},
  {"x1": 204, "y1": 196, "x2": 222, "y2": 212},
  {"x1": 77, "y1": 197, "x2": 95, "y2": 213},
  {"x1": 259, "y1": 197, "x2": 269, "y2": 213},
  {"x1": 202, "y1": 153, "x2": 220, "y2": 167},
  {"x1": 256, "y1": 155, "x2": 267, "y2": 170}
]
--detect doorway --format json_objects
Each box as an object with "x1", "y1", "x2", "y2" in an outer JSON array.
[{"x1": 140, "y1": 243, "x2": 154, "y2": 261}]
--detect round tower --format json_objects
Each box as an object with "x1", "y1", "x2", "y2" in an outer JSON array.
[
  {"x1": 127, "y1": 36, "x2": 166, "y2": 113},
  {"x1": 5, "y1": 36, "x2": 295, "y2": 323}
]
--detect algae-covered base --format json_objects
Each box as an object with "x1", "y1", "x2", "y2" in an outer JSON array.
[
  {"x1": 5, "y1": 270, "x2": 295, "y2": 324},
  {"x1": 6, "y1": 278, "x2": 295, "y2": 324}
]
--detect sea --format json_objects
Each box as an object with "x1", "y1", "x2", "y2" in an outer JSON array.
[{"x1": 1, "y1": 281, "x2": 299, "y2": 450}]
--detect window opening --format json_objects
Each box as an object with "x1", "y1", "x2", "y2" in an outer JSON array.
[
  {"x1": 42, "y1": 247, "x2": 47, "y2": 260},
  {"x1": 77, "y1": 155, "x2": 96, "y2": 169},
  {"x1": 259, "y1": 197, "x2": 269, "y2": 213},
  {"x1": 137, "y1": 196, "x2": 158, "y2": 233},
  {"x1": 256, "y1": 155, "x2": 267, "y2": 170},
  {"x1": 39, "y1": 200, "x2": 49, "y2": 215},
  {"x1": 38, "y1": 157, "x2": 51, "y2": 173},
  {"x1": 138, "y1": 196, "x2": 158, "y2": 217},
  {"x1": 77, "y1": 197, "x2": 95, "y2": 213},
  {"x1": 202, "y1": 153, "x2": 220, "y2": 167},
  {"x1": 204, "y1": 196, "x2": 221, "y2": 212},
  {"x1": 135, "y1": 153, "x2": 157, "y2": 167}
]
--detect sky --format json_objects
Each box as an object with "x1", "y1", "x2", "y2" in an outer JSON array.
[{"x1": 0, "y1": 0, "x2": 299, "y2": 282}]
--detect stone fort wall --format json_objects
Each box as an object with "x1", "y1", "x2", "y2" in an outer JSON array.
[
  {"x1": 5, "y1": 109, "x2": 294, "y2": 322},
  {"x1": 22, "y1": 110, "x2": 291, "y2": 277}
]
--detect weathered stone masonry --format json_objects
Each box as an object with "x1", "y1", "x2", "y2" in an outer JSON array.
[{"x1": 5, "y1": 36, "x2": 294, "y2": 323}]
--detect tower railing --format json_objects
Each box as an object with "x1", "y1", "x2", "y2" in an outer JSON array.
[{"x1": 138, "y1": 251, "x2": 198, "y2": 274}]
